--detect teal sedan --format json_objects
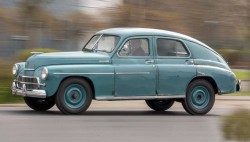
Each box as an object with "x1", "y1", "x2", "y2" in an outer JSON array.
[{"x1": 11, "y1": 28, "x2": 240, "y2": 115}]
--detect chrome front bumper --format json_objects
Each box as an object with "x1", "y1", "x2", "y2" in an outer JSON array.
[{"x1": 11, "y1": 82, "x2": 46, "y2": 98}]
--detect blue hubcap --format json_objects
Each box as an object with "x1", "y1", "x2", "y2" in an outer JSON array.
[
  {"x1": 191, "y1": 86, "x2": 210, "y2": 109},
  {"x1": 64, "y1": 84, "x2": 86, "y2": 109}
]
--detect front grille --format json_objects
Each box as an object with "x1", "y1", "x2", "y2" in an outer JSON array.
[{"x1": 17, "y1": 76, "x2": 39, "y2": 90}]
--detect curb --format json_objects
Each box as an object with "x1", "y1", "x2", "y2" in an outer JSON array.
[
  {"x1": 216, "y1": 96, "x2": 250, "y2": 101},
  {"x1": 0, "y1": 104, "x2": 26, "y2": 107},
  {"x1": 216, "y1": 99, "x2": 250, "y2": 101}
]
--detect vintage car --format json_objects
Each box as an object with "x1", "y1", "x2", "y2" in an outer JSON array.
[{"x1": 11, "y1": 28, "x2": 240, "y2": 115}]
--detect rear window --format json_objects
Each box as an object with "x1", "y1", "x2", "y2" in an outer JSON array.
[{"x1": 157, "y1": 38, "x2": 189, "y2": 57}]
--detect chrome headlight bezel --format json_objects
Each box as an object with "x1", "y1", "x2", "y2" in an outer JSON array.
[
  {"x1": 12, "y1": 64, "x2": 19, "y2": 76},
  {"x1": 41, "y1": 67, "x2": 48, "y2": 80}
]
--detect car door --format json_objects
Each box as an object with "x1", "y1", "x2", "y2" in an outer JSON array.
[
  {"x1": 155, "y1": 37, "x2": 196, "y2": 96},
  {"x1": 112, "y1": 36, "x2": 157, "y2": 97}
]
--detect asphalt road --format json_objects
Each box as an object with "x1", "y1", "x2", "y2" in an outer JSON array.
[{"x1": 0, "y1": 101, "x2": 238, "y2": 142}]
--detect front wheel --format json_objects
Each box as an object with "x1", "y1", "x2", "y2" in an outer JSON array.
[
  {"x1": 146, "y1": 100, "x2": 174, "y2": 111},
  {"x1": 24, "y1": 97, "x2": 55, "y2": 111},
  {"x1": 182, "y1": 80, "x2": 215, "y2": 115},
  {"x1": 55, "y1": 78, "x2": 92, "y2": 114}
]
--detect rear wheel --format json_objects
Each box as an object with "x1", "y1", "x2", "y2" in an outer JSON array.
[
  {"x1": 55, "y1": 78, "x2": 92, "y2": 114},
  {"x1": 24, "y1": 97, "x2": 55, "y2": 111},
  {"x1": 146, "y1": 100, "x2": 174, "y2": 111},
  {"x1": 182, "y1": 80, "x2": 215, "y2": 115}
]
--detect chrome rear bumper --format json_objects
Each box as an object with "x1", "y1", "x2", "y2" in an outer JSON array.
[
  {"x1": 236, "y1": 80, "x2": 241, "y2": 92},
  {"x1": 11, "y1": 82, "x2": 46, "y2": 98}
]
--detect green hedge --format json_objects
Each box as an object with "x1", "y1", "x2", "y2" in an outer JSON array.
[
  {"x1": 217, "y1": 49, "x2": 240, "y2": 65},
  {"x1": 0, "y1": 60, "x2": 23, "y2": 103},
  {"x1": 0, "y1": 48, "x2": 60, "y2": 103},
  {"x1": 217, "y1": 49, "x2": 250, "y2": 66},
  {"x1": 17, "y1": 48, "x2": 60, "y2": 61}
]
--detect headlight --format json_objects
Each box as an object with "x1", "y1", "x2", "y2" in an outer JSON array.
[
  {"x1": 41, "y1": 67, "x2": 48, "y2": 80},
  {"x1": 12, "y1": 64, "x2": 18, "y2": 76}
]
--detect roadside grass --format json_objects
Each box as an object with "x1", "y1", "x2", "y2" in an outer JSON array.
[
  {"x1": 232, "y1": 69, "x2": 250, "y2": 80},
  {"x1": 0, "y1": 60, "x2": 23, "y2": 103},
  {"x1": 0, "y1": 88, "x2": 23, "y2": 103},
  {"x1": 225, "y1": 91, "x2": 250, "y2": 96}
]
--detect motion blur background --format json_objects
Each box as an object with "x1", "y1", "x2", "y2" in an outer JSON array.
[
  {"x1": 0, "y1": 0, "x2": 250, "y2": 66},
  {"x1": 0, "y1": 0, "x2": 250, "y2": 103}
]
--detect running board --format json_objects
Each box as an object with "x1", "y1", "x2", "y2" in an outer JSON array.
[{"x1": 96, "y1": 95, "x2": 185, "y2": 101}]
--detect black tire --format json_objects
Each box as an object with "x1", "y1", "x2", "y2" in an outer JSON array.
[
  {"x1": 24, "y1": 97, "x2": 55, "y2": 111},
  {"x1": 182, "y1": 79, "x2": 215, "y2": 115},
  {"x1": 55, "y1": 78, "x2": 92, "y2": 114},
  {"x1": 146, "y1": 99, "x2": 174, "y2": 111}
]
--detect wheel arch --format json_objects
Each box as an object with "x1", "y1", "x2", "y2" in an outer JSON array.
[
  {"x1": 58, "y1": 76, "x2": 96, "y2": 99},
  {"x1": 188, "y1": 76, "x2": 219, "y2": 94}
]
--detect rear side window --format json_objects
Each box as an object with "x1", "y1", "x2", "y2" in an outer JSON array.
[{"x1": 157, "y1": 38, "x2": 189, "y2": 57}]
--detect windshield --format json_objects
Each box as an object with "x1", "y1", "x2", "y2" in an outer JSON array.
[{"x1": 83, "y1": 34, "x2": 120, "y2": 52}]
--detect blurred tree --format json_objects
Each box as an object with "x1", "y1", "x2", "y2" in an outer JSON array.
[
  {"x1": 0, "y1": 8, "x2": 21, "y2": 35},
  {"x1": 105, "y1": 0, "x2": 249, "y2": 49},
  {"x1": 65, "y1": 11, "x2": 96, "y2": 37},
  {"x1": 50, "y1": 11, "x2": 98, "y2": 50},
  {"x1": 16, "y1": 0, "x2": 55, "y2": 48},
  {"x1": 16, "y1": 0, "x2": 98, "y2": 50},
  {"x1": 104, "y1": 3, "x2": 131, "y2": 27},
  {"x1": 103, "y1": 0, "x2": 250, "y2": 68},
  {"x1": 104, "y1": 2, "x2": 188, "y2": 32},
  {"x1": 0, "y1": 9, "x2": 7, "y2": 36},
  {"x1": 18, "y1": 0, "x2": 54, "y2": 28}
]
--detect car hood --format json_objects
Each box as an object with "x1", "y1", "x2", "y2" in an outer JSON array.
[{"x1": 26, "y1": 51, "x2": 111, "y2": 69}]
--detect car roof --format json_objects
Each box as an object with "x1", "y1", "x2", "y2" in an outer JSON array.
[{"x1": 97, "y1": 28, "x2": 210, "y2": 48}]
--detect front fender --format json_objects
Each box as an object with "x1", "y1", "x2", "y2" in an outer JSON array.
[{"x1": 34, "y1": 64, "x2": 115, "y2": 97}]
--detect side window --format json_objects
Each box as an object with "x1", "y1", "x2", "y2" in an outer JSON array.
[
  {"x1": 157, "y1": 38, "x2": 189, "y2": 57},
  {"x1": 119, "y1": 38, "x2": 149, "y2": 56}
]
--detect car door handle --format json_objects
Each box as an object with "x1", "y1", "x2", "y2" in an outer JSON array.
[
  {"x1": 145, "y1": 60, "x2": 154, "y2": 64},
  {"x1": 185, "y1": 60, "x2": 194, "y2": 65}
]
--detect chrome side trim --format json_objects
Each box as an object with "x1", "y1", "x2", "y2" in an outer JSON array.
[
  {"x1": 53, "y1": 72, "x2": 114, "y2": 75},
  {"x1": 96, "y1": 95, "x2": 185, "y2": 101},
  {"x1": 99, "y1": 60, "x2": 110, "y2": 63},
  {"x1": 53, "y1": 72, "x2": 150, "y2": 75},
  {"x1": 116, "y1": 72, "x2": 150, "y2": 75},
  {"x1": 24, "y1": 68, "x2": 35, "y2": 71}
]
